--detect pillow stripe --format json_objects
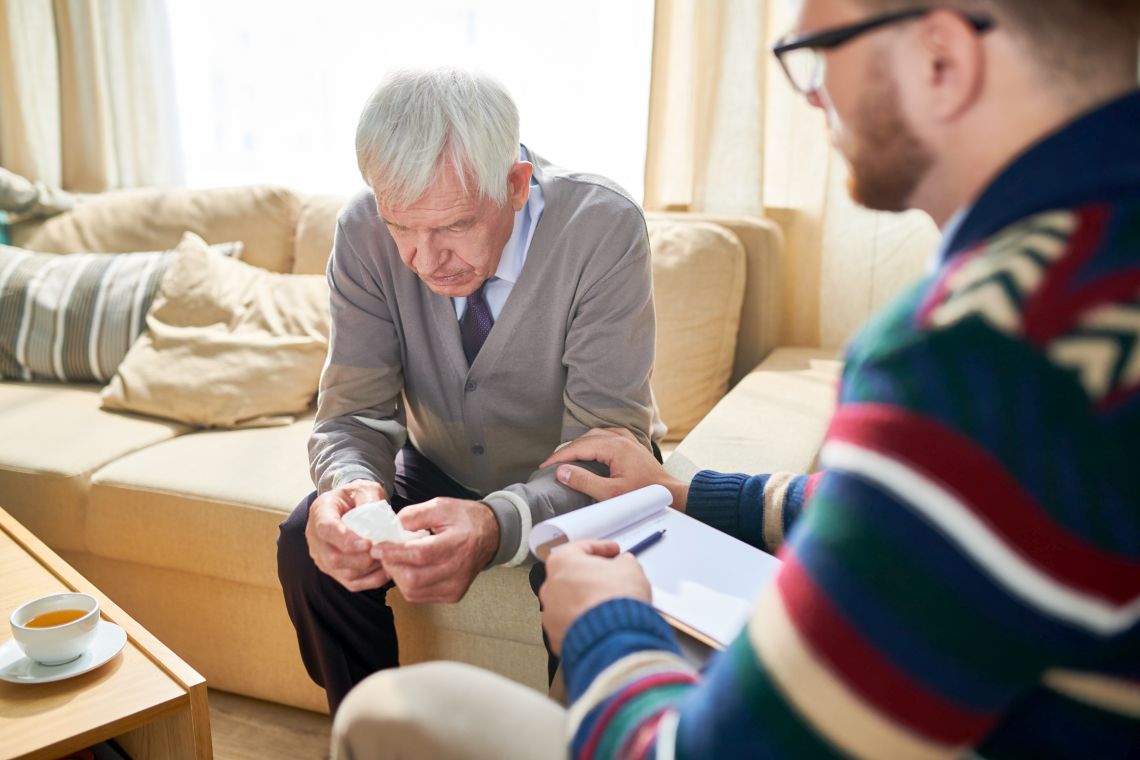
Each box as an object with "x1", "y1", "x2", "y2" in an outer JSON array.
[
  {"x1": 86, "y1": 253, "x2": 126, "y2": 381},
  {"x1": 62, "y1": 254, "x2": 106, "y2": 380},
  {"x1": 0, "y1": 247, "x2": 33, "y2": 377},
  {"x1": 53, "y1": 253, "x2": 90, "y2": 379},
  {"x1": 19, "y1": 257, "x2": 63, "y2": 380},
  {"x1": 103, "y1": 253, "x2": 150, "y2": 378}
]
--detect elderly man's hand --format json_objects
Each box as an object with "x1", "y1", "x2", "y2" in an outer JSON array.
[
  {"x1": 541, "y1": 428, "x2": 690, "y2": 510},
  {"x1": 305, "y1": 479, "x2": 392, "y2": 592},
  {"x1": 370, "y1": 498, "x2": 500, "y2": 603},
  {"x1": 539, "y1": 540, "x2": 653, "y2": 655}
]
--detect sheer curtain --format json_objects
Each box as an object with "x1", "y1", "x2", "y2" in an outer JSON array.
[
  {"x1": 644, "y1": 0, "x2": 939, "y2": 349},
  {"x1": 643, "y1": 0, "x2": 766, "y2": 215},
  {"x1": 166, "y1": 0, "x2": 655, "y2": 199},
  {"x1": 0, "y1": 0, "x2": 181, "y2": 192}
]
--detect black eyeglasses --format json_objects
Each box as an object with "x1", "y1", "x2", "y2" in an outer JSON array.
[{"x1": 772, "y1": 7, "x2": 995, "y2": 96}]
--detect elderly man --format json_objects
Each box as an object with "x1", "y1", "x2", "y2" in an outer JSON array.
[
  {"x1": 332, "y1": 1, "x2": 1140, "y2": 758},
  {"x1": 276, "y1": 68, "x2": 660, "y2": 715}
]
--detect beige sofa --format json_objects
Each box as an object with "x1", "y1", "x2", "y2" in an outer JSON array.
[{"x1": 0, "y1": 185, "x2": 854, "y2": 713}]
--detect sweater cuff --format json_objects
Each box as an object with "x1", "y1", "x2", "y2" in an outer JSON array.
[
  {"x1": 481, "y1": 490, "x2": 531, "y2": 566},
  {"x1": 686, "y1": 471, "x2": 751, "y2": 536},
  {"x1": 328, "y1": 467, "x2": 389, "y2": 496},
  {"x1": 561, "y1": 598, "x2": 681, "y2": 701}
]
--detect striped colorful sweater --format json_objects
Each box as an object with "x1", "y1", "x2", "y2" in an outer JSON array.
[{"x1": 561, "y1": 92, "x2": 1140, "y2": 759}]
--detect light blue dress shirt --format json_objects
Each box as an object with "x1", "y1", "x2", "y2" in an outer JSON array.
[{"x1": 453, "y1": 147, "x2": 545, "y2": 321}]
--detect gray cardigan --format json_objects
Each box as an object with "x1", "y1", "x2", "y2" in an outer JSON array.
[{"x1": 309, "y1": 152, "x2": 661, "y2": 566}]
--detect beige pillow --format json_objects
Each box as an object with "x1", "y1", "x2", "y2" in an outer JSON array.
[
  {"x1": 649, "y1": 221, "x2": 746, "y2": 441},
  {"x1": 101, "y1": 233, "x2": 330, "y2": 428}
]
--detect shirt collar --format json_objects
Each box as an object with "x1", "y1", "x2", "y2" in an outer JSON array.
[
  {"x1": 938, "y1": 89, "x2": 1140, "y2": 266},
  {"x1": 492, "y1": 145, "x2": 544, "y2": 286}
]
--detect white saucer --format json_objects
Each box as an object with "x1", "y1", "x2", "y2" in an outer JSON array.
[{"x1": 0, "y1": 620, "x2": 127, "y2": 684}]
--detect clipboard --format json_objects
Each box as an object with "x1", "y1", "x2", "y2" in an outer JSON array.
[{"x1": 529, "y1": 485, "x2": 780, "y2": 648}]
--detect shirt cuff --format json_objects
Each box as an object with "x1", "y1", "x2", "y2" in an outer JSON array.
[
  {"x1": 481, "y1": 490, "x2": 531, "y2": 567},
  {"x1": 561, "y1": 598, "x2": 681, "y2": 701},
  {"x1": 328, "y1": 467, "x2": 388, "y2": 495}
]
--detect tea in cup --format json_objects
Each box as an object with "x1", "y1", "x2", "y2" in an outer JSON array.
[{"x1": 10, "y1": 592, "x2": 100, "y2": 665}]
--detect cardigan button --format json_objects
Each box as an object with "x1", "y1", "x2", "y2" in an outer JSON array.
[
  {"x1": 471, "y1": 443, "x2": 485, "y2": 456},
  {"x1": 465, "y1": 380, "x2": 477, "y2": 392}
]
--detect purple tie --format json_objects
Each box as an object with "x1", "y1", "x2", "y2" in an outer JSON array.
[{"x1": 460, "y1": 279, "x2": 494, "y2": 365}]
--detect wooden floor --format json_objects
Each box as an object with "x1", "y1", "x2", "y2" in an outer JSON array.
[{"x1": 209, "y1": 689, "x2": 331, "y2": 760}]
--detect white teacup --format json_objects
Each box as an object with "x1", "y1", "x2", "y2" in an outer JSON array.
[{"x1": 10, "y1": 592, "x2": 100, "y2": 666}]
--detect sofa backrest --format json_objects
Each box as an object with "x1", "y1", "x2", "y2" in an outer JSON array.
[{"x1": 11, "y1": 185, "x2": 303, "y2": 274}]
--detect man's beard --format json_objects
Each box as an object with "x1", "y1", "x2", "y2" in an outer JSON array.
[{"x1": 843, "y1": 69, "x2": 934, "y2": 212}]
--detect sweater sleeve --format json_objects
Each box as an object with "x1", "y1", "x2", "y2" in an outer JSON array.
[
  {"x1": 561, "y1": 322, "x2": 1140, "y2": 758},
  {"x1": 686, "y1": 470, "x2": 823, "y2": 553},
  {"x1": 308, "y1": 219, "x2": 407, "y2": 495}
]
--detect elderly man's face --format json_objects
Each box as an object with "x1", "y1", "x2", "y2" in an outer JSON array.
[{"x1": 378, "y1": 162, "x2": 532, "y2": 298}]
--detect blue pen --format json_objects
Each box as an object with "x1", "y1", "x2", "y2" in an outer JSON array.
[{"x1": 627, "y1": 529, "x2": 666, "y2": 556}]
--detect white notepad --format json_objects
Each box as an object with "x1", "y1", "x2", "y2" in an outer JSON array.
[{"x1": 529, "y1": 485, "x2": 781, "y2": 648}]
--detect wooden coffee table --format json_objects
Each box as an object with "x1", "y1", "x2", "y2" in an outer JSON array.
[{"x1": 0, "y1": 507, "x2": 212, "y2": 759}]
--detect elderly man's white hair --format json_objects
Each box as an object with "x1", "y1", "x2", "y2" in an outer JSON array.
[{"x1": 356, "y1": 68, "x2": 520, "y2": 209}]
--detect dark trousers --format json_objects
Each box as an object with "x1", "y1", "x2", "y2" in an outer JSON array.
[{"x1": 277, "y1": 446, "x2": 477, "y2": 715}]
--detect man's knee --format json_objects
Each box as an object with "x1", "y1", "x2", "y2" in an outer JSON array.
[
  {"x1": 332, "y1": 662, "x2": 566, "y2": 760},
  {"x1": 278, "y1": 491, "x2": 318, "y2": 589}
]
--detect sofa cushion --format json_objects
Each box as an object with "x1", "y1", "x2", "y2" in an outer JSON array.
[
  {"x1": 86, "y1": 414, "x2": 316, "y2": 588},
  {"x1": 0, "y1": 382, "x2": 188, "y2": 551},
  {"x1": 0, "y1": 234, "x2": 242, "y2": 382},
  {"x1": 100, "y1": 236, "x2": 330, "y2": 428},
  {"x1": 648, "y1": 220, "x2": 746, "y2": 440},
  {"x1": 11, "y1": 185, "x2": 301, "y2": 273},
  {"x1": 665, "y1": 347, "x2": 842, "y2": 480}
]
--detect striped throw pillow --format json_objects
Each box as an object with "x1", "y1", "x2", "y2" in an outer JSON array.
[{"x1": 0, "y1": 233, "x2": 242, "y2": 382}]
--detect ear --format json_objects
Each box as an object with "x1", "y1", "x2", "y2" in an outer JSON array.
[
  {"x1": 909, "y1": 8, "x2": 987, "y2": 122},
  {"x1": 507, "y1": 161, "x2": 533, "y2": 212}
]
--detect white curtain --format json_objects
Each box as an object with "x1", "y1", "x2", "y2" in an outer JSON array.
[
  {"x1": 644, "y1": 0, "x2": 939, "y2": 349},
  {"x1": 644, "y1": 0, "x2": 767, "y2": 216},
  {"x1": 0, "y1": 0, "x2": 181, "y2": 192}
]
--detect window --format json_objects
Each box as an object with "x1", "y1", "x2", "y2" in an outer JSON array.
[{"x1": 168, "y1": 0, "x2": 655, "y2": 200}]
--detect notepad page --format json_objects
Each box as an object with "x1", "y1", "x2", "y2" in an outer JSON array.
[{"x1": 632, "y1": 509, "x2": 781, "y2": 647}]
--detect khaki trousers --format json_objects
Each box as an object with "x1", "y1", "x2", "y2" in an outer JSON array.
[{"x1": 332, "y1": 662, "x2": 568, "y2": 760}]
